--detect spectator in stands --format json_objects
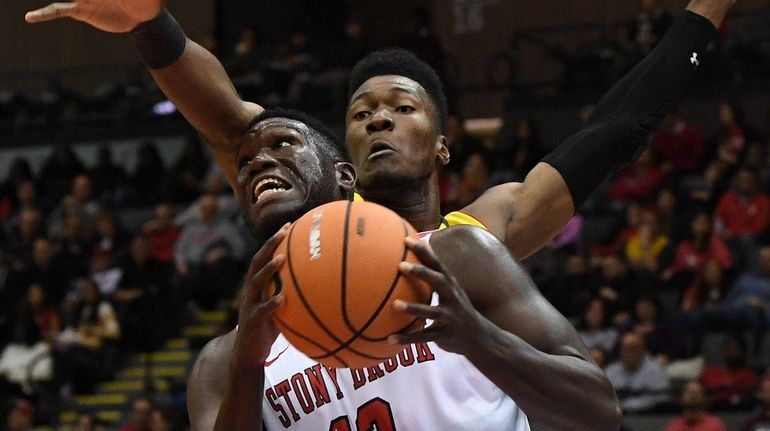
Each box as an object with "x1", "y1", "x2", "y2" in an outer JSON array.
[
  {"x1": 74, "y1": 412, "x2": 106, "y2": 431},
  {"x1": 114, "y1": 236, "x2": 171, "y2": 352},
  {"x1": 89, "y1": 245, "x2": 122, "y2": 299},
  {"x1": 589, "y1": 346, "x2": 610, "y2": 370},
  {"x1": 21, "y1": 284, "x2": 60, "y2": 344},
  {"x1": 23, "y1": 238, "x2": 73, "y2": 306},
  {"x1": 605, "y1": 332, "x2": 671, "y2": 413},
  {"x1": 491, "y1": 117, "x2": 546, "y2": 183},
  {"x1": 12, "y1": 181, "x2": 39, "y2": 220},
  {"x1": 454, "y1": 152, "x2": 490, "y2": 209},
  {"x1": 55, "y1": 278, "x2": 120, "y2": 394},
  {"x1": 174, "y1": 194, "x2": 245, "y2": 309},
  {"x1": 652, "y1": 113, "x2": 705, "y2": 175},
  {"x1": 54, "y1": 215, "x2": 92, "y2": 287},
  {"x1": 542, "y1": 254, "x2": 595, "y2": 320},
  {"x1": 89, "y1": 145, "x2": 129, "y2": 205},
  {"x1": 608, "y1": 148, "x2": 666, "y2": 204},
  {"x1": 48, "y1": 175, "x2": 102, "y2": 240},
  {"x1": 625, "y1": 210, "x2": 672, "y2": 273},
  {"x1": 699, "y1": 333, "x2": 760, "y2": 410},
  {"x1": 5, "y1": 208, "x2": 44, "y2": 267},
  {"x1": 149, "y1": 407, "x2": 180, "y2": 431},
  {"x1": 118, "y1": 396, "x2": 152, "y2": 431},
  {"x1": 0, "y1": 247, "x2": 25, "y2": 346},
  {"x1": 663, "y1": 380, "x2": 727, "y2": 431},
  {"x1": 174, "y1": 172, "x2": 238, "y2": 227},
  {"x1": 93, "y1": 210, "x2": 131, "y2": 260},
  {"x1": 628, "y1": 295, "x2": 685, "y2": 362},
  {"x1": 592, "y1": 204, "x2": 644, "y2": 257},
  {"x1": 0, "y1": 159, "x2": 34, "y2": 221},
  {"x1": 3, "y1": 398, "x2": 35, "y2": 431},
  {"x1": 633, "y1": 0, "x2": 673, "y2": 54},
  {"x1": 579, "y1": 298, "x2": 619, "y2": 353},
  {"x1": 132, "y1": 142, "x2": 166, "y2": 204},
  {"x1": 741, "y1": 377, "x2": 770, "y2": 431},
  {"x1": 714, "y1": 167, "x2": 770, "y2": 241},
  {"x1": 666, "y1": 211, "x2": 732, "y2": 285},
  {"x1": 682, "y1": 260, "x2": 731, "y2": 312},
  {"x1": 711, "y1": 102, "x2": 762, "y2": 168},
  {"x1": 162, "y1": 140, "x2": 208, "y2": 205},
  {"x1": 680, "y1": 160, "x2": 730, "y2": 209},
  {"x1": 37, "y1": 145, "x2": 85, "y2": 213},
  {"x1": 141, "y1": 203, "x2": 181, "y2": 268},
  {"x1": 688, "y1": 246, "x2": 770, "y2": 331},
  {"x1": 597, "y1": 253, "x2": 655, "y2": 326},
  {"x1": 655, "y1": 187, "x2": 678, "y2": 235}
]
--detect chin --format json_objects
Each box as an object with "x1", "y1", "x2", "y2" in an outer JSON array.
[{"x1": 243, "y1": 202, "x2": 309, "y2": 242}]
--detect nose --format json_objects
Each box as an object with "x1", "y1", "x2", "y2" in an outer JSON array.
[
  {"x1": 366, "y1": 109, "x2": 394, "y2": 133},
  {"x1": 247, "y1": 151, "x2": 279, "y2": 177}
]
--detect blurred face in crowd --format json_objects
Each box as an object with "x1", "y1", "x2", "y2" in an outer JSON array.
[
  {"x1": 19, "y1": 209, "x2": 41, "y2": 237},
  {"x1": 759, "y1": 247, "x2": 770, "y2": 277},
  {"x1": 155, "y1": 204, "x2": 174, "y2": 228},
  {"x1": 130, "y1": 398, "x2": 152, "y2": 428},
  {"x1": 461, "y1": 153, "x2": 489, "y2": 185},
  {"x1": 16, "y1": 181, "x2": 37, "y2": 207},
  {"x1": 130, "y1": 236, "x2": 150, "y2": 263},
  {"x1": 72, "y1": 175, "x2": 93, "y2": 201},
  {"x1": 6, "y1": 399, "x2": 34, "y2": 431},
  {"x1": 718, "y1": 103, "x2": 736, "y2": 126},
  {"x1": 566, "y1": 255, "x2": 587, "y2": 277},
  {"x1": 635, "y1": 298, "x2": 657, "y2": 324},
  {"x1": 149, "y1": 410, "x2": 172, "y2": 431},
  {"x1": 26, "y1": 284, "x2": 45, "y2": 308},
  {"x1": 585, "y1": 299, "x2": 606, "y2": 330},
  {"x1": 589, "y1": 347, "x2": 608, "y2": 369},
  {"x1": 702, "y1": 260, "x2": 723, "y2": 287},
  {"x1": 74, "y1": 413, "x2": 95, "y2": 431},
  {"x1": 601, "y1": 255, "x2": 627, "y2": 281},
  {"x1": 681, "y1": 381, "x2": 707, "y2": 412},
  {"x1": 205, "y1": 173, "x2": 227, "y2": 195},
  {"x1": 96, "y1": 213, "x2": 117, "y2": 238},
  {"x1": 759, "y1": 379, "x2": 770, "y2": 410},
  {"x1": 620, "y1": 333, "x2": 646, "y2": 371},
  {"x1": 82, "y1": 279, "x2": 100, "y2": 305},
  {"x1": 691, "y1": 212, "x2": 711, "y2": 239},
  {"x1": 734, "y1": 169, "x2": 758, "y2": 195},
  {"x1": 199, "y1": 195, "x2": 219, "y2": 224},
  {"x1": 32, "y1": 238, "x2": 54, "y2": 267},
  {"x1": 656, "y1": 189, "x2": 676, "y2": 215}
]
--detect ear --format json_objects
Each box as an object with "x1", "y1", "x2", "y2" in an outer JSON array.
[
  {"x1": 335, "y1": 162, "x2": 357, "y2": 199},
  {"x1": 436, "y1": 135, "x2": 450, "y2": 166}
]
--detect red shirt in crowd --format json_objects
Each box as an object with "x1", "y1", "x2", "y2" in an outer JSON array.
[
  {"x1": 653, "y1": 120, "x2": 705, "y2": 172},
  {"x1": 700, "y1": 366, "x2": 760, "y2": 407},
  {"x1": 145, "y1": 226, "x2": 181, "y2": 264},
  {"x1": 714, "y1": 190, "x2": 770, "y2": 238},
  {"x1": 664, "y1": 413, "x2": 727, "y2": 431},
  {"x1": 608, "y1": 166, "x2": 665, "y2": 203},
  {"x1": 671, "y1": 235, "x2": 732, "y2": 273}
]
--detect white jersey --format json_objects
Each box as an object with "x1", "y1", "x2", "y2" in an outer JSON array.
[{"x1": 259, "y1": 231, "x2": 529, "y2": 431}]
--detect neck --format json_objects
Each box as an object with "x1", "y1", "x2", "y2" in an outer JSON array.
[
  {"x1": 359, "y1": 173, "x2": 443, "y2": 232},
  {"x1": 683, "y1": 410, "x2": 704, "y2": 422}
]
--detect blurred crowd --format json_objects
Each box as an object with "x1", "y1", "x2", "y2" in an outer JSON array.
[{"x1": 1, "y1": 1, "x2": 770, "y2": 430}]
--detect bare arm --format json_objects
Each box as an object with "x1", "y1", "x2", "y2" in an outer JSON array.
[
  {"x1": 188, "y1": 333, "x2": 232, "y2": 431},
  {"x1": 461, "y1": 0, "x2": 733, "y2": 259},
  {"x1": 394, "y1": 227, "x2": 621, "y2": 431}
]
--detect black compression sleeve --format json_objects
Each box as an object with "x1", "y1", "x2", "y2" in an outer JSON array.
[
  {"x1": 542, "y1": 10, "x2": 715, "y2": 209},
  {"x1": 130, "y1": 9, "x2": 187, "y2": 70}
]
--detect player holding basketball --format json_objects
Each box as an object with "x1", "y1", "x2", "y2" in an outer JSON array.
[{"x1": 188, "y1": 107, "x2": 619, "y2": 430}]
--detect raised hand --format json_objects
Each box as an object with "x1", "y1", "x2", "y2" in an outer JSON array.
[
  {"x1": 231, "y1": 224, "x2": 289, "y2": 371},
  {"x1": 388, "y1": 237, "x2": 491, "y2": 356},
  {"x1": 25, "y1": 0, "x2": 164, "y2": 33}
]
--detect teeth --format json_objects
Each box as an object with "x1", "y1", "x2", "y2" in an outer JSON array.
[{"x1": 254, "y1": 177, "x2": 289, "y2": 203}]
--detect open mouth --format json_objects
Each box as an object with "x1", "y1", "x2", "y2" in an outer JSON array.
[
  {"x1": 253, "y1": 176, "x2": 293, "y2": 204},
  {"x1": 368, "y1": 141, "x2": 396, "y2": 159}
]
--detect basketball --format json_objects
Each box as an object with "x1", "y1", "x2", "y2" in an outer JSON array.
[{"x1": 269, "y1": 200, "x2": 432, "y2": 369}]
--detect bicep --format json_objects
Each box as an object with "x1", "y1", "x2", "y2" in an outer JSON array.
[
  {"x1": 462, "y1": 162, "x2": 574, "y2": 259},
  {"x1": 188, "y1": 336, "x2": 232, "y2": 431}
]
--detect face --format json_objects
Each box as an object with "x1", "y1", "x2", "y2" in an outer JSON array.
[
  {"x1": 682, "y1": 381, "x2": 706, "y2": 411},
  {"x1": 72, "y1": 175, "x2": 92, "y2": 201},
  {"x1": 346, "y1": 75, "x2": 446, "y2": 192},
  {"x1": 585, "y1": 299, "x2": 605, "y2": 329},
  {"x1": 27, "y1": 284, "x2": 45, "y2": 307},
  {"x1": 691, "y1": 213, "x2": 711, "y2": 238},
  {"x1": 702, "y1": 260, "x2": 722, "y2": 286},
  {"x1": 759, "y1": 247, "x2": 770, "y2": 276},
  {"x1": 199, "y1": 195, "x2": 219, "y2": 223},
  {"x1": 620, "y1": 333, "x2": 646, "y2": 370},
  {"x1": 236, "y1": 118, "x2": 349, "y2": 241},
  {"x1": 155, "y1": 204, "x2": 174, "y2": 226},
  {"x1": 149, "y1": 410, "x2": 171, "y2": 431},
  {"x1": 735, "y1": 170, "x2": 757, "y2": 194},
  {"x1": 589, "y1": 347, "x2": 608, "y2": 369},
  {"x1": 32, "y1": 239, "x2": 53, "y2": 265},
  {"x1": 635, "y1": 298, "x2": 657, "y2": 323},
  {"x1": 759, "y1": 380, "x2": 770, "y2": 409},
  {"x1": 723, "y1": 336, "x2": 745, "y2": 367},
  {"x1": 131, "y1": 237, "x2": 150, "y2": 262},
  {"x1": 131, "y1": 399, "x2": 152, "y2": 426},
  {"x1": 83, "y1": 280, "x2": 99, "y2": 304}
]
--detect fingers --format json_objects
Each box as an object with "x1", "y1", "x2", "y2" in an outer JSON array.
[
  {"x1": 246, "y1": 223, "x2": 291, "y2": 278},
  {"x1": 392, "y1": 299, "x2": 443, "y2": 320},
  {"x1": 388, "y1": 327, "x2": 440, "y2": 345},
  {"x1": 243, "y1": 254, "x2": 286, "y2": 304},
  {"x1": 399, "y1": 260, "x2": 455, "y2": 300},
  {"x1": 25, "y1": 2, "x2": 78, "y2": 23},
  {"x1": 404, "y1": 237, "x2": 446, "y2": 273}
]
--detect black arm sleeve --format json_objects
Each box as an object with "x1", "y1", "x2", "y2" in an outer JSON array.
[{"x1": 542, "y1": 10, "x2": 716, "y2": 209}]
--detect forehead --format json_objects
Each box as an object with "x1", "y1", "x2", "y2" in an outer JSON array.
[
  {"x1": 350, "y1": 75, "x2": 429, "y2": 103},
  {"x1": 248, "y1": 117, "x2": 310, "y2": 138}
]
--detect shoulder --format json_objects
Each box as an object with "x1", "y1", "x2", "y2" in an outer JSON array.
[{"x1": 190, "y1": 330, "x2": 236, "y2": 392}]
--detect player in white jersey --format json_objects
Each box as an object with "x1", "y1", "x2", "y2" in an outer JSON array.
[{"x1": 184, "y1": 108, "x2": 619, "y2": 431}]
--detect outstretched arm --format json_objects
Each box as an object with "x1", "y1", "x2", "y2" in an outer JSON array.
[
  {"x1": 25, "y1": 2, "x2": 261, "y2": 187},
  {"x1": 394, "y1": 227, "x2": 621, "y2": 431},
  {"x1": 462, "y1": 0, "x2": 734, "y2": 259}
]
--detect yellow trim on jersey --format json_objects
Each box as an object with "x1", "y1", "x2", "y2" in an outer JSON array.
[
  {"x1": 352, "y1": 192, "x2": 487, "y2": 231},
  {"x1": 441, "y1": 211, "x2": 487, "y2": 230}
]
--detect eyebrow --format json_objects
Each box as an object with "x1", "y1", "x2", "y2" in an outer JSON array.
[{"x1": 351, "y1": 85, "x2": 421, "y2": 104}]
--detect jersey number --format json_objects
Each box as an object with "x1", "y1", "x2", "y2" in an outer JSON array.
[{"x1": 329, "y1": 398, "x2": 396, "y2": 431}]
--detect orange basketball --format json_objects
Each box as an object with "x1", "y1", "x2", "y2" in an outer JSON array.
[{"x1": 270, "y1": 200, "x2": 432, "y2": 369}]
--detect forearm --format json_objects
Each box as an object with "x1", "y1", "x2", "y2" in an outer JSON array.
[
  {"x1": 214, "y1": 365, "x2": 265, "y2": 431},
  {"x1": 132, "y1": 10, "x2": 259, "y2": 148},
  {"x1": 466, "y1": 323, "x2": 621, "y2": 431},
  {"x1": 542, "y1": 9, "x2": 716, "y2": 210},
  {"x1": 687, "y1": 0, "x2": 735, "y2": 28}
]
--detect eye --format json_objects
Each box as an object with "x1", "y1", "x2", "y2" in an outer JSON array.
[
  {"x1": 237, "y1": 156, "x2": 252, "y2": 170},
  {"x1": 353, "y1": 111, "x2": 370, "y2": 120},
  {"x1": 396, "y1": 105, "x2": 415, "y2": 113},
  {"x1": 274, "y1": 140, "x2": 292, "y2": 149}
]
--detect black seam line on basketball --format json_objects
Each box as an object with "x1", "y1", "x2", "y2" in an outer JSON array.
[
  {"x1": 285, "y1": 211, "x2": 385, "y2": 361},
  {"x1": 341, "y1": 200, "x2": 355, "y2": 332},
  {"x1": 352, "y1": 219, "x2": 413, "y2": 342},
  {"x1": 356, "y1": 317, "x2": 422, "y2": 342},
  {"x1": 285, "y1": 219, "x2": 349, "y2": 347},
  {"x1": 273, "y1": 314, "x2": 349, "y2": 368}
]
